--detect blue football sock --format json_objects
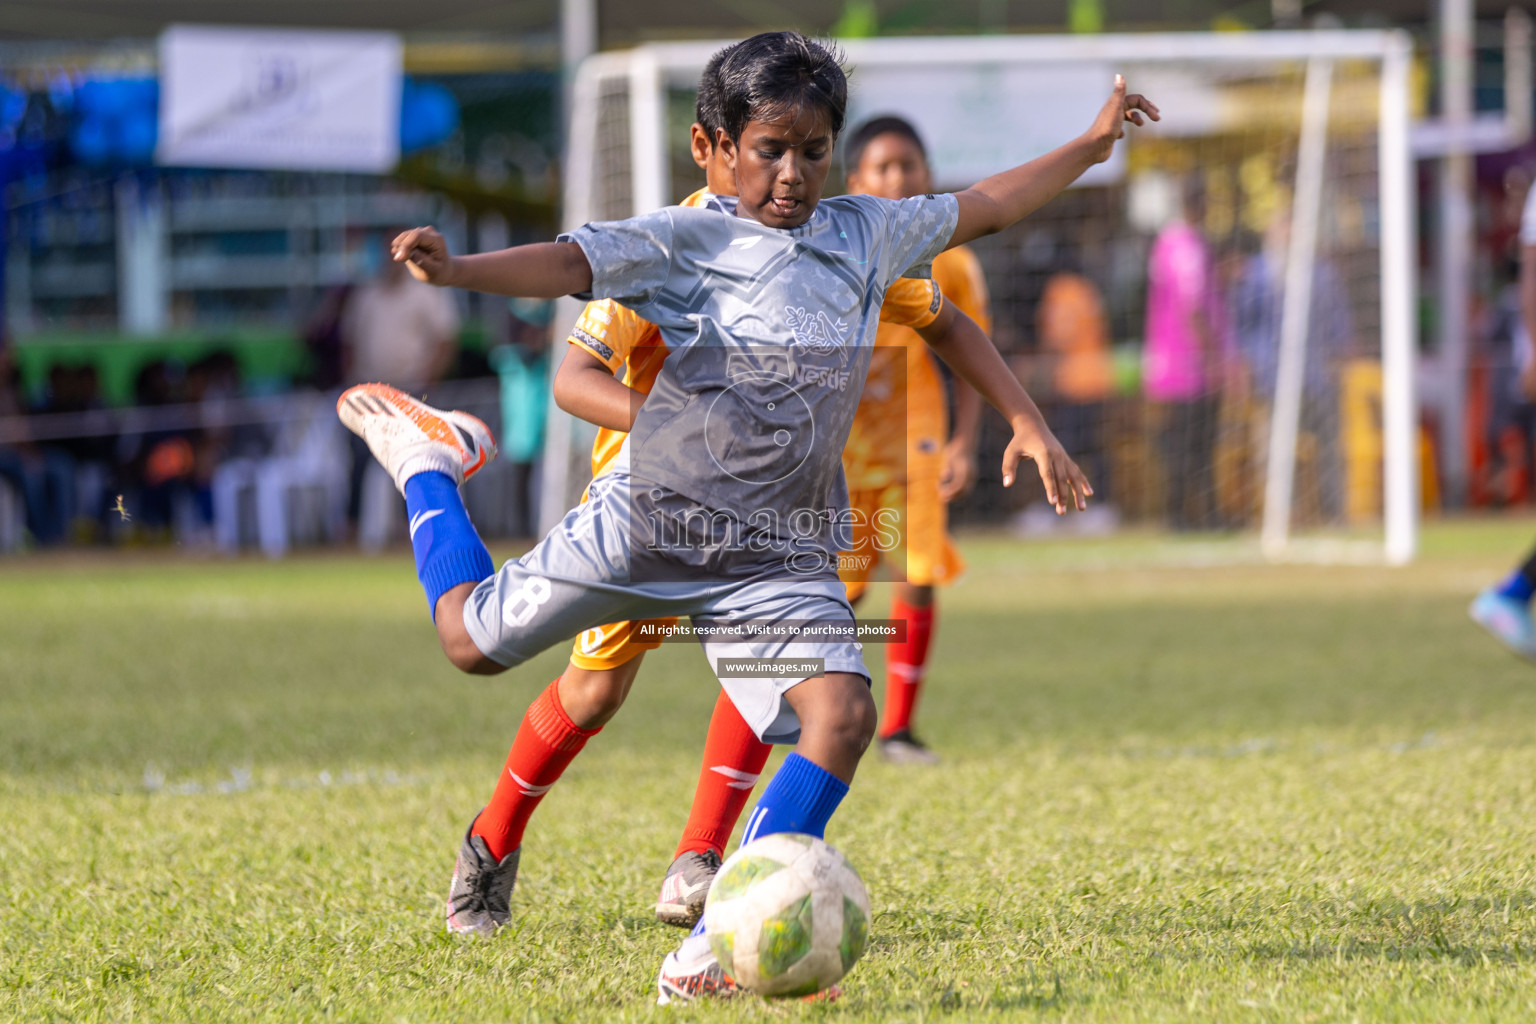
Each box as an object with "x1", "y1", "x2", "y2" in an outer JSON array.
[
  {"x1": 740, "y1": 753, "x2": 849, "y2": 846},
  {"x1": 1496, "y1": 568, "x2": 1536, "y2": 605},
  {"x1": 403, "y1": 471, "x2": 494, "y2": 619}
]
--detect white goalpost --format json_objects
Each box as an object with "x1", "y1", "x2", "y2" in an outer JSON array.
[{"x1": 546, "y1": 30, "x2": 1418, "y2": 566}]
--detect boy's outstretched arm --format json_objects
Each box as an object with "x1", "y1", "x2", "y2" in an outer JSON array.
[
  {"x1": 916, "y1": 303, "x2": 1091, "y2": 514},
  {"x1": 948, "y1": 75, "x2": 1158, "y2": 249},
  {"x1": 392, "y1": 227, "x2": 594, "y2": 298},
  {"x1": 552, "y1": 345, "x2": 646, "y2": 432}
]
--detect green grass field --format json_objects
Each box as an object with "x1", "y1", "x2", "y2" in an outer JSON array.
[{"x1": 6, "y1": 519, "x2": 1536, "y2": 1022}]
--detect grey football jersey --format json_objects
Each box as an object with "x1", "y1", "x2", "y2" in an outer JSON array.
[{"x1": 559, "y1": 191, "x2": 959, "y2": 554}]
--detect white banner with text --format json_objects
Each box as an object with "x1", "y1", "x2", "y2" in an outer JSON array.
[{"x1": 157, "y1": 25, "x2": 402, "y2": 173}]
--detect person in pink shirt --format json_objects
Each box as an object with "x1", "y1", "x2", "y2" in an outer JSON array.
[{"x1": 1144, "y1": 180, "x2": 1223, "y2": 530}]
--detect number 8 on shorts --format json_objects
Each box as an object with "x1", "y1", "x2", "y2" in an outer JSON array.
[{"x1": 502, "y1": 576, "x2": 553, "y2": 628}]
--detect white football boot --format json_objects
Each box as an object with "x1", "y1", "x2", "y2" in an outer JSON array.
[{"x1": 337, "y1": 382, "x2": 497, "y2": 493}]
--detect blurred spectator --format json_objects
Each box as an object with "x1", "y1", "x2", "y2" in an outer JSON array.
[
  {"x1": 1144, "y1": 179, "x2": 1225, "y2": 530},
  {"x1": 341, "y1": 234, "x2": 461, "y2": 532},
  {"x1": 1037, "y1": 262, "x2": 1115, "y2": 505},
  {"x1": 301, "y1": 283, "x2": 355, "y2": 392},
  {"x1": 488, "y1": 298, "x2": 553, "y2": 537},
  {"x1": 191, "y1": 349, "x2": 268, "y2": 463},
  {"x1": 0, "y1": 350, "x2": 80, "y2": 546},
  {"x1": 0, "y1": 340, "x2": 58, "y2": 547},
  {"x1": 341, "y1": 234, "x2": 460, "y2": 393},
  {"x1": 1229, "y1": 214, "x2": 1353, "y2": 520},
  {"x1": 34, "y1": 363, "x2": 114, "y2": 542},
  {"x1": 186, "y1": 350, "x2": 254, "y2": 528},
  {"x1": 118, "y1": 359, "x2": 209, "y2": 541},
  {"x1": 1481, "y1": 247, "x2": 1535, "y2": 504},
  {"x1": 1480, "y1": 170, "x2": 1536, "y2": 504}
]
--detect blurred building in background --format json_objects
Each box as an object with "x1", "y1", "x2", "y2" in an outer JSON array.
[{"x1": 0, "y1": 0, "x2": 1533, "y2": 557}]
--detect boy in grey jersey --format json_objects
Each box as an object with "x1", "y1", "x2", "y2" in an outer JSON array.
[
  {"x1": 337, "y1": 30, "x2": 1156, "y2": 998},
  {"x1": 565, "y1": 189, "x2": 957, "y2": 559}
]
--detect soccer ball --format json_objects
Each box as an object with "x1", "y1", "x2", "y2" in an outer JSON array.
[{"x1": 702, "y1": 832, "x2": 870, "y2": 998}]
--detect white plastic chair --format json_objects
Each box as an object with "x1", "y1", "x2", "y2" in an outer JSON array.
[{"x1": 212, "y1": 394, "x2": 350, "y2": 558}]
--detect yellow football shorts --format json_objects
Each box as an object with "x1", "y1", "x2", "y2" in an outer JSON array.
[
  {"x1": 838, "y1": 479, "x2": 965, "y2": 603},
  {"x1": 567, "y1": 617, "x2": 679, "y2": 670}
]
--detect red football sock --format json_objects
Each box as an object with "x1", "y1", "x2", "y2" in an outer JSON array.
[
  {"x1": 673, "y1": 690, "x2": 773, "y2": 859},
  {"x1": 881, "y1": 597, "x2": 935, "y2": 738},
  {"x1": 472, "y1": 678, "x2": 600, "y2": 861}
]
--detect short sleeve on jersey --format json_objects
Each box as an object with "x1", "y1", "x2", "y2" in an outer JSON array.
[
  {"x1": 566, "y1": 300, "x2": 655, "y2": 373},
  {"x1": 934, "y1": 246, "x2": 992, "y2": 335},
  {"x1": 558, "y1": 209, "x2": 676, "y2": 311},
  {"x1": 878, "y1": 277, "x2": 945, "y2": 329},
  {"x1": 877, "y1": 193, "x2": 961, "y2": 288}
]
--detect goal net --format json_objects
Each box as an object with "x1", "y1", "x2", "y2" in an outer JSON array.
[{"x1": 548, "y1": 31, "x2": 1416, "y2": 564}]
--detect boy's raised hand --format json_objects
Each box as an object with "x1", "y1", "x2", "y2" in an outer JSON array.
[
  {"x1": 948, "y1": 74, "x2": 1159, "y2": 247},
  {"x1": 392, "y1": 226, "x2": 454, "y2": 285},
  {"x1": 1083, "y1": 75, "x2": 1160, "y2": 165},
  {"x1": 1001, "y1": 423, "x2": 1093, "y2": 515}
]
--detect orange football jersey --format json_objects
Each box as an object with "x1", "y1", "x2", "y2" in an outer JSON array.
[{"x1": 842, "y1": 245, "x2": 992, "y2": 489}]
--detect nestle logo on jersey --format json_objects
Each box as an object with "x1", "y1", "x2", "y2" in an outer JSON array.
[{"x1": 795, "y1": 365, "x2": 853, "y2": 391}]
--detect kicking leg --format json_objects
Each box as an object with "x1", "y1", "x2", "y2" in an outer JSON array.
[
  {"x1": 336, "y1": 384, "x2": 503, "y2": 673},
  {"x1": 657, "y1": 671, "x2": 874, "y2": 1003},
  {"x1": 748, "y1": 671, "x2": 876, "y2": 825}
]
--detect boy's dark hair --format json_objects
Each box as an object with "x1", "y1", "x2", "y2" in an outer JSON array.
[
  {"x1": 716, "y1": 31, "x2": 847, "y2": 143},
  {"x1": 843, "y1": 115, "x2": 928, "y2": 175},
  {"x1": 694, "y1": 43, "x2": 739, "y2": 143}
]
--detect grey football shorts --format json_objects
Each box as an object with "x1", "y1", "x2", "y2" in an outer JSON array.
[{"x1": 461, "y1": 473, "x2": 868, "y2": 744}]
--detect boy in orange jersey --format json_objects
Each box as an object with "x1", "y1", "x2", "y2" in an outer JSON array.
[
  {"x1": 450, "y1": 47, "x2": 1008, "y2": 937},
  {"x1": 837, "y1": 115, "x2": 994, "y2": 764}
]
